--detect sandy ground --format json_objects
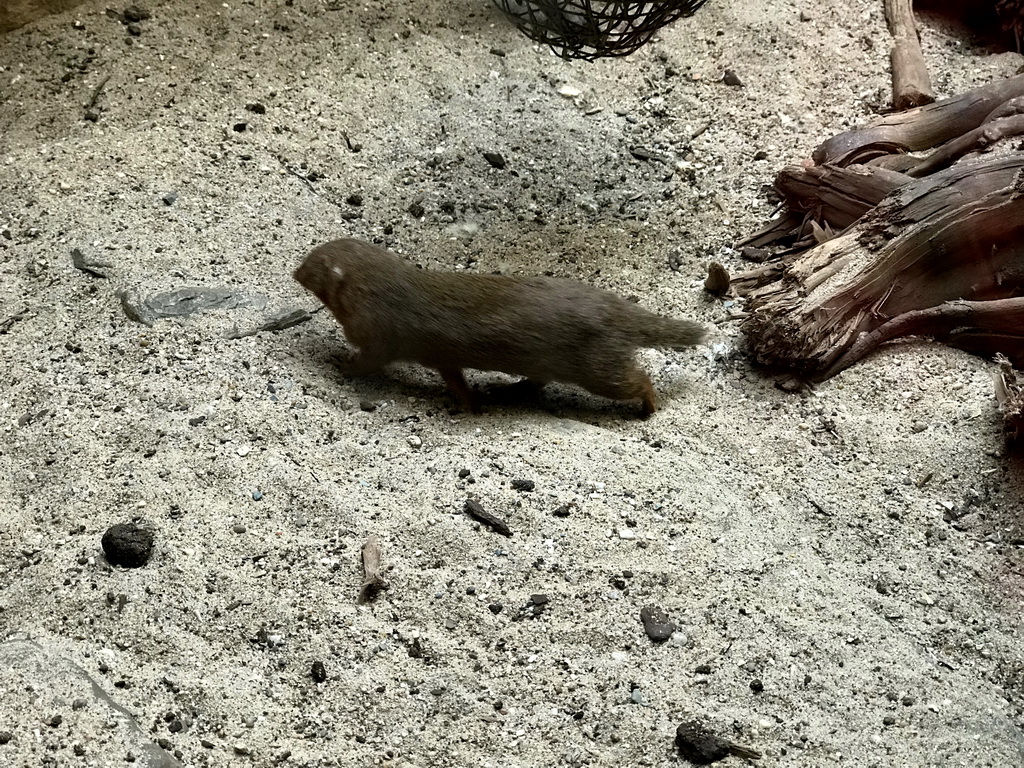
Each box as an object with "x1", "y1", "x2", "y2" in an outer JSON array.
[{"x1": 2, "y1": 1, "x2": 1024, "y2": 766}]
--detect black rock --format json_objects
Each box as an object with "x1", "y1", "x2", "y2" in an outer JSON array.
[
  {"x1": 529, "y1": 593, "x2": 549, "y2": 606},
  {"x1": 101, "y1": 523, "x2": 154, "y2": 568},
  {"x1": 675, "y1": 720, "x2": 761, "y2": 764},
  {"x1": 310, "y1": 660, "x2": 327, "y2": 683},
  {"x1": 722, "y1": 69, "x2": 744, "y2": 87},
  {"x1": 639, "y1": 604, "x2": 675, "y2": 642},
  {"x1": 511, "y1": 478, "x2": 535, "y2": 492},
  {"x1": 408, "y1": 200, "x2": 425, "y2": 218},
  {"x1": 552, "y1": 504, "x2": 573, "y2": 517},
  {"x1": 123, "y1": 5, "x2": 151, "y2": 22},
  {"x1": 488, "y1": 603, "x2": 503, "y2": 614},
  {"x1": 245, "y1": 102, "x2": 267, "y2": 114},
  {"x1": 482, "y1": 151, "x2": 506, "y2": 170}
]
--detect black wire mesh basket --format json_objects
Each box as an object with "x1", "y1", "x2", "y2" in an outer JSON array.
[{"x1": 492, "y1": 0, "x2": 711, "y2": 60}]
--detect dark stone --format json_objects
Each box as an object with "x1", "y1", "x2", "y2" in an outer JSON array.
[
  {"x1": 675, "y1": 720, "x2": 761, "y2": 764},
  {"x1": 359, "y1": 401, "x2": 377, "y2": 412},
  {"x1": 482, "y1": 151, "x2": 506, "y2": 170},
  {"x1": 488, "y1": 603, "x2": 503, "y2": 614},
  {"x1": 123, "y1": 5, "x2": 151, "y2": 22},
  {"x1": 511, "y1": 478, "x2": 535, "y2": 492},
  {"x1": 161, "y1": 191, "x2": 178, "y2": 206},
  {"x1": 458, "y1": 469, "x2": 471, "y2": 478},
  {"x1": 310, "y1": 660, "x2": 327, "y2": 683},
  {"x1": 346, "y1": 193, "x2": 363, "y2": 206},
  {"x1": 639, "y1": 605, "x2": 675, "y2": 642},
  {"x1": 245, "y1": 102, "x2": 266, "y2": 114},
  {"x1": 233, "y1": 122, "x2": 247, "y2": 132},
  {"x1": 529, "y1": 593, "x2": 549, "y2": 606},
  {"x1": 722, "y1": 69, "x2": 744, "y2": 87},
  {"x1": 101, "y1": 523, "x2": 155, "y2": 568},
  {"x1": 408, "y1": 200, "x2": 425, "y2": 218},
  {"x1": 552, "y1": 504, "x2": 573, "y2": 517},
  {"x1": 127, "y1": 22, "x2": 142, "y2": 36},
  {"x1": 694, "y1": 663, "x2": 712, "y2": 674},
  {"x1": 750, "y1": 678, "x2": 764, "y2": 693}
]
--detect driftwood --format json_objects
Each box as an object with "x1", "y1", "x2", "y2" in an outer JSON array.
[
  {"x1": 738, "y1": 155, "x2": 1024, "y2": 377},
  {"x1": 735, "y1": 62, "x2": 1024, "y2": 448},
  {"x1": 995, "y1": 354, "x2": 1024, "y2": 442},
  {"x1": 813, "y1": 73, "x2": 1024, "y2": 166},
  {"x1": 885, "y1": 0, "x2": 934, "y2": 110},
  {"x1": 358, "y1": 536, "x2": 388, "y2": 603}
]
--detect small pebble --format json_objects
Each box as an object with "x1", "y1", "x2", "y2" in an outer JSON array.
[
  {"x1": 511, "y1": 478, "x2": 535, "y2": 492},
  {"x1": 252, "y1": 490, "x2": 263, "y2": 501},
  {"x1": 529, "y1": 593, "x2": 549, "y2": 606},
  {"x1": 640, "y1": 605, "x2": 675, "y2": 642},
  {"x1": 552, "y1": 504, "x2": 573, "y2": 517},
  {"x1": 618, "y1": 528, "x2": 636, "y2": 540},
  {"x1": 722, "y1": 69, "x2": 744, "y2": 87},
  {"x1": 749, "y1": 678, "x2": 764, "y2": 693},
  {"x1": 359, "y1": 400, "x2": 377, "y2": 412},
  {"x1": 162, "y1": 191, "x2": 178, "y2": 206},
  {"x1": 310, "y1": 660, "x2": 327, "y2": 683},
  {"x1": 407, "y1": 435, "x2": 423, "y2": 449},
  {"x1": 488, "y1": 603, "x2": 503, "y2": 614},
  {"x1": 882, "y1": 716, "x2": 896, "y2": 726},
  {"x1": 444, "y1": 618, "x2": 456, "y2": 630},
  {"x1": 232, "y1": 524, "x2": 247, "y2": 534}
]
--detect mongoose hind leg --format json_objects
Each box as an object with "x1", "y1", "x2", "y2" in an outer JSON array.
[
  {"x1": 578, "y1": 366, "x2": 658, "y2": 419},
  {"x1": 438, "y1": 367, "x2": 481, "y2": 413}
]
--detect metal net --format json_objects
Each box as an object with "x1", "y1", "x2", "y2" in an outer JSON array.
[{"x1": 492, "y1": 0, "x2": 711, "y2": 60}]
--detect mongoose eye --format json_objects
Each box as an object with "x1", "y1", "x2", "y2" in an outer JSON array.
[{"x1": 330, "y1": 265, "x2": 345, "y2": 280}]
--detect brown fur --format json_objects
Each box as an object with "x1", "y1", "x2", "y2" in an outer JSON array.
[{"x1": 294, "y1": 238, "x2": 707, "y2": 417}]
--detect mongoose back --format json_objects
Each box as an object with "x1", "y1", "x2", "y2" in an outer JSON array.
[{"x1": 294, "y1": 238, "x2": 706, "y2": 417}]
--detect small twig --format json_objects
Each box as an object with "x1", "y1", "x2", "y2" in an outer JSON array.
[
  {"x1": 87, "y1": 74, "x2": 111, "y2": 110},
  {"x1": 0, "y1": 307, "x2": 30, "y2": 334},
  {"x1": 358, "y1": 536, "x2": 388, "y2": 603},
  {"x1": 464, "y1": 498, "x2": 512, "y2": 537}
]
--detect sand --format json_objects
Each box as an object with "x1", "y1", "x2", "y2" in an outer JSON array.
[{"x1": 1, "y1": 1, "x2": 1023, "y2": 766}]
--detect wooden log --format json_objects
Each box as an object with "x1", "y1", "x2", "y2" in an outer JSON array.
[
  {"x1": 885, "y1": 0, "x2": 934, "y2": 110},
  {"x1": 813, "y1": 73, "x2": 1024, "y2": 165},
  {"x1": 741, "y1": 155, "x2": 1024, "y2": 376}
]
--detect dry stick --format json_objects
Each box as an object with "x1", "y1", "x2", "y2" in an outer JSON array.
[
  {"x1": 358, "y1": 536, "x2": 388, "y2": 603},
  {"x1": 885, "y1": 0, "x2": 934, "y2": 111},
  {"x1": 814, "y1": 73, "x2": 1024, "y2": 165},
  {"x1": 821, "y1": 298, "x2": 1024, "y2": 380},
  {"x1": 907, "y1": 113, "x2": 1024, "y2": 178}
]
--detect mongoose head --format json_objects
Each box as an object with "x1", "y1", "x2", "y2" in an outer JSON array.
[{"x1": 294, "y1": 247, "x2": 346, "y2": 303}]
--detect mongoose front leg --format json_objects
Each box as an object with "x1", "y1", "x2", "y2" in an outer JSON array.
[{"x1": 438, "y1": 368, "x2": 481, "y2": 413}]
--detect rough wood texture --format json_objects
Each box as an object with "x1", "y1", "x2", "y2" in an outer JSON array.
[
  {"x1": 739, "y1": 156, "x2": 1024, "y2": 377},
  {"x1": 995, "y1": 354, "x2": 1024, "y2": 443},
  {"x1": 885, "y1": 0, "x2": 934, "y2": 110},
  {"x1": 813, "y1": 73, "x2": 1024, "y2": 166}
]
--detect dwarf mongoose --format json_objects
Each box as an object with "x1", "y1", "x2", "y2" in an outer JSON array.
[{"x1": 294, "y1": 238, "x2": 706, "y2": 417}]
